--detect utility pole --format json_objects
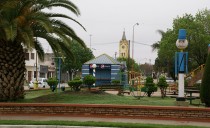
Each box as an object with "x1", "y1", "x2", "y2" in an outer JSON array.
[
  {"x1": 89, "y1": 34, "x2": 92, "y2": 49},
  {"x1": 128, "y1": 40, "x2": 130, "y2": 83},
  {"x1": 132, "y1": 23, "x2": 139, "y2": 71}
]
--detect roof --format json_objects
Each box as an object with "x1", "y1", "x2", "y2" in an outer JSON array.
[
  {"x1": 122, "y1": 31, "x2": 126, "y2": 40},
  {"x1": 84, "y1": 54, "x2": 121, "y2": 64}
]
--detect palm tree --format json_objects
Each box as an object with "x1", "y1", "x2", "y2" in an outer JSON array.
[
  {"x1": 0, "y1": 0, "x2": 86, "y2": 101},
  {"x1": 151, "y1": 30, "x2": 165, "y2": 51}
]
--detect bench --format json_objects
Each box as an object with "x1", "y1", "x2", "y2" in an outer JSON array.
[{"x1": 170, "y1": 96, "x2": 200, "y2": 105}]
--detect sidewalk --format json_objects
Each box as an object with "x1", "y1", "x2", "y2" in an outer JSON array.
[{"x1": 1, "y1": 115, "x2": 210, "y2": 127}]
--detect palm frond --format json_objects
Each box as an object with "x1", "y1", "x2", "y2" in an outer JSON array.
[
  {"x1": 47, "y1": 13, "x2": 86, "y2": 31},
  {"x1": 45, "y1": 0, "x2": 80, "y2": 16},
  {"x1": 151, "y1": 42, "x2": 160, "y2": 52},
  {"x1": 34, "y1": 38, "x2": 45, "y2": 61}
]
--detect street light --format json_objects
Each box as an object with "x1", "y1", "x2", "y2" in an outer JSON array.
[
  {"x1": 89, "y1": 34, "x2": 92, "y2": 49},
  {"x1": 52, "y1": 57, "x2": 62, "y2": 91},
  {"x1": 33, "y1": 37, "x2": 39, "y2": 89},
  {"x1": 132, "y1": 22, "x2": 139, "y2": 71},
  {"x1": 33, "y1": 49, "x2": 39, "y2": 89}
]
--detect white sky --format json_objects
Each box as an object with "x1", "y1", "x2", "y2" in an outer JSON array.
[{"x1": 43, "y1": 0, "x2": 210, "y2": 64}]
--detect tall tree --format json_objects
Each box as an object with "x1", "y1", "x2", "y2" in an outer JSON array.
[
  {"x1": 151, "y1": 30, "x2": 165, "y2": 52},
  {"x1": 154, "y1": 9, "x2": 210, "y2": 78},
  {"x1": 139, "y1": 63, "x2": 153, "y2": 77},
  {"x1": 117, "y1": 57, "x2": 140, "y2": 72},
  {"x1": 62, "y1": 40, "x2": 94, "y2": 80},
  {"x1": 201, "y1": 52, "x2": 210, "y2": 107},
  {"x1": 0, "y1": 0, "x2": 85, "y2": 101}
]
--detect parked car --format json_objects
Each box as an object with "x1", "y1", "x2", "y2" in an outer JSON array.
[
  {"x1": 29, "y1": 78, "x2": 48, "y2": 89},
  {"x1": 166, "y1": 77, "x2": 174, "y2": 84}
]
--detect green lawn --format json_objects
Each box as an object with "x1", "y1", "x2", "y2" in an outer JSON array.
[
  {"x1": 16, "y1": 88, "x2": 201, "y2": 106},
  {"x1": 0, "y1": 120, "x2": 206, "y2": 128},
  {"x1": 9, "y1": 88, "x2": 205, "y2": 128}
]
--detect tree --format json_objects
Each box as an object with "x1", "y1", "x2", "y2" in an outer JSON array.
[
  {"x1": 151, "y1": 30, "x2": 165, "y2": 52},
  {"x1": 142, "y1": 76, "x2": 157, "y2": 97},
  {"x1": 157, "y1": 76, "x2": 168, "y2": 98},
  {"x1": 47, "y1": 77, "x2": 58, "y2": 92},
  {"x1": 0, "y1": 0, "x2": 85, "y2": 101},
  {"x1": 139, "y1": 63, "x2": 153, "y2": 77},
  {"x1": 117, "y1": 57, "x2": 140, "y2": 72},
  {"x1": 153, "y1": 10, "x2": 210, "y2": 78},
  {"x1": 68, "y1": 77, "x2": 82, "y2": 91},
  {"x1": 200, "y1": 53, "x2": 210, "y2": 107},
  {"x1": 62, "y1": 40, "x2": 94, "y2": 80},
  {"x1": 83, "y1": 75, "x2": 96, "y2": 91}
]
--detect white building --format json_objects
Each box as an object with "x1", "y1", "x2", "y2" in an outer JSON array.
[{"x1": 24, "y1": 49, "x2": 55, "y2": 82}]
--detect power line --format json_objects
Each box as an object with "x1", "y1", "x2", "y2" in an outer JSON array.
[
  {"x1": 134, "y1": 41, "x2": 152, "y2": 46},
  {"x1": 92, "y1": 41, "x2": 152, "y2": 46},
  {"x1": 92, "y1": 42, "x2": 118, "y2": 45}
]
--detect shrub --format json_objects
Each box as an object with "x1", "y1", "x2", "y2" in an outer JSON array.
[
  {"x1": 142, "y1": 76, "x2": 157, "y2": 97},
  {"x1": 201, "y1": 53, "x2": 210, "y2": 107},
  {"x1": 157, "y1": 76, "x2": 168, "y2": 98},
  {"x1": 68, "y1": 77, "x2": 82, "y2": 91},
  {"x1": 111, "y1": 80, "x2": 120, "y2": 85},
  {"x1": 83, "y1": 75, "x2": 96, "y2": 90},
  {"x1": 47, "y1": 77, "x2": 58, "y2": 92}
]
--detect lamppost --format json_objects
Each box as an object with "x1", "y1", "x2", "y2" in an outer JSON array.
[
  {"x1": 90, "y1": 34, "x2": 92, "y2": 49},
  {"x1": 33, "y1": 49, "x2": 38, "y2": 89},
  {"x1": 132, "y1": 23, "x2": 139, "y2": 71},
  {"x1": 33, "y1": 37, "x2": 39, "y2": 89},
  {"x1": 52, "y1": 57, "x2": 62, "y2": 91}
]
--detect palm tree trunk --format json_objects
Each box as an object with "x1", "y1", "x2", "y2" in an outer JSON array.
[{"x1": 0, "y1": 41, "x2": 25, "y2": 101}]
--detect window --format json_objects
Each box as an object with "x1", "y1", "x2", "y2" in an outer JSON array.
[
  {"x1": 34, "y1": 71, "x2": 36, "y2": 78},
  {"x1": 25, "y1": 53, "x2": 29, "y2": 60},
  {"x1": 31, "y1": 53, "x2": 34, "y2": 59}
]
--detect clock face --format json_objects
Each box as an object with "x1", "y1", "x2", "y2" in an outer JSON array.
[{"x1": 122, "y1": 46, "x2": 125, "y2": 49}]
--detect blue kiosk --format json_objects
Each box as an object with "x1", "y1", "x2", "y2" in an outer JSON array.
[{"x1": 82, "y1": 54, "x2": 127, "y2": 86}]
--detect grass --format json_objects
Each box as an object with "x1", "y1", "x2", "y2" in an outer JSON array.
[
  {"x1": 0, "y1": 120, "x2": 206, "y2": 128},
  {"x1": 15, "y1": 87, "x2": 202, "y2": 106},
  {"x1": 15, "y1": 88, "x2": 174, "y2": 105},
  {"x1": 8, "y1": 88, "x2": 205, "y2": 127}
]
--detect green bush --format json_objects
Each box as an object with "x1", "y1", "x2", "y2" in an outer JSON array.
[
  {"x1": 47, "y1": 78, "x2": 58, "y2": 92},
  {"x1": 47, "y1": 77, "x2": 58, "y2": 88},
  {"x1": 157, "y1": 76, "x2": 168, "y2": 98},
  {"x1": 143, "y1": 76, "x2": 157, "y2": 97},
  {"x1": 83, "y1": 75, "x2": 96, "y2": 90},
  {"x1": 68, "y1": 77, "x2": 82, "y2": 91},
  {"x1": 111, "y1": 80, "x2": 120, "y2": 85},
  {"x1": 201, "y1": 53, "x2": 210, "y2": 107}
]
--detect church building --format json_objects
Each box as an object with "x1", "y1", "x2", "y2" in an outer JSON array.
[{"x1": 119, "y1": 31, "x2": 129, "y2": 58}]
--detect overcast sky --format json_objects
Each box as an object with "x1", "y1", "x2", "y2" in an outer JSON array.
[{"x1": 45, "y1": 0, "x2": 210, "y2": 64}]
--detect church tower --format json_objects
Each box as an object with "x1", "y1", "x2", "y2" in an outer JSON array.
[{"x1": 119, "y1": 31, "x2": 129, "y2": 58}]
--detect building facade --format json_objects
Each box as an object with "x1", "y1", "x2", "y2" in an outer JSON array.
[
  {"x1": 119, "y1": 31, "x2": 129, "y2": 58},
  {"x1": 24, "y1": 49, "x2": 55, "y2": 82},
  {"x1": 82, "y1": 54, "x2": 127, "y2": 86}
]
